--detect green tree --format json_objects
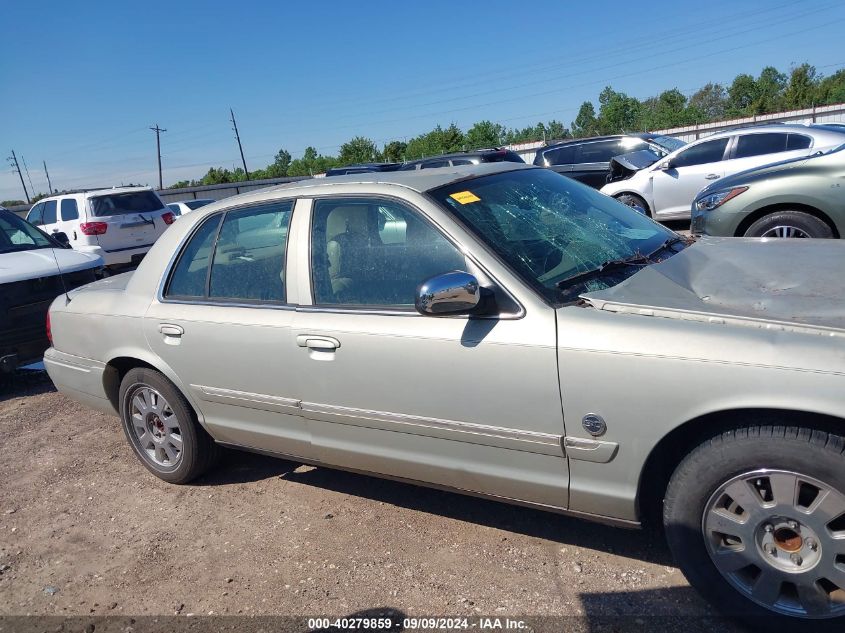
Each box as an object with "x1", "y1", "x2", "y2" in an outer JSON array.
[
  {"x1": 817, "y1": 69, "x2": 845, "y2": 105},
  {"x1": 1, "y1": 199, "x2": 26, "y2": 206},
  {"x1": 465, "y1": 120, "x2": 505, "y2": 148},
  {"x1": 571, "y1": 102, "x2": 598, "y2": 137},
  {"x1": 406, "y1": 124, "x2": 465, "y2": 159},
  {"x1": 338, "y1": 136, "x2": 378, "y2": 165},
  {"x1": 596, "y1": 87, "x2": 641, "y2": 134},
  {"x1": 726, "y1": 73, "x2": 758, "y2": 116},
  {"x1": 381, "y1": 140, "x2": 408, "y2": 163},
  {"x1": 688, "y1": 83, "x2": 727, "y2": 121},
  {"x1": 782, "y1": 64, "x2": 818, "y2": 110},
  {"x1": 545, "y1": 120, "x2": 569, "y2": 141},
  {"x1": 639, "y1": 89, "x2": 690, "y2": 130},
  {"x1": 752, "y1": 66, "x2": 787, "y2": 114}
]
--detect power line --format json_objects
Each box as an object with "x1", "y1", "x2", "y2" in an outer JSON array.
[
  {"x1": 150, "y1": 124, "x2": 167, "y2": 190},
  {"x1": 6, "y1": 150, "x2": 30, "y2": 203},
  {"x1": 230, "y1": 108, "x2": 249, "y2": 179}
]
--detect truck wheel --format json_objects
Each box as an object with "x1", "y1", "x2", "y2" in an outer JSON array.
[
  {"x1": 119, "y1": 367, "x2": 220, "y2": 483},
  {"x1": 743, "y1": 211, "x2": 833, "y2": 238},
  {"x1": 664, "y1": 425, "x2": 845, "y2": 630},
  {"x1": 614, "y1": 193, "x2": 649, "y2": 215}
]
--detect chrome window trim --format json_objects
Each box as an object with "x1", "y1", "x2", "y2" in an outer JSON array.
[
  {"x1": 156, "y1": 196, "x2": 299, "y2": 306},
  {"x1": 304, "y1": 193, "x2": 525, "y2": 320}
]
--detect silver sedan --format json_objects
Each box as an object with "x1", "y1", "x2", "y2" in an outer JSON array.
[{"x1": 45, "y1": 163, "x2": 845, "y2": 628}]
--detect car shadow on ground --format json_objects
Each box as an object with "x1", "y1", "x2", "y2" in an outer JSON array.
[
  {"x1": 199, "y1": 448, "x2": 674, "y2": 568},
  {"x1": 0, "y1": 368, "x2": 56, "y2": 402}
]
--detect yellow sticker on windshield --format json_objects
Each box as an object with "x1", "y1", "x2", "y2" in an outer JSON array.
[{"x1": 450, "y1": 191, "x2": 481, "y2": 204}]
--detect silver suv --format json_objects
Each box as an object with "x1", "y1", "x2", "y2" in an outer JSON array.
[{"x1": 601, "y1": 124, "x2": 845, "y2": 219}]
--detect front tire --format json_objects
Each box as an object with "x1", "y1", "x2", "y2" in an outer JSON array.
[
  {"x1": 743, "y1": 211, "x2": 833, "y2": 239},
  {"x1": 119, "y1": 367, "x2": 220, "y2": 483},
  {"x1": 664, "y1": 425, "x2": 845, "y2": 630}
]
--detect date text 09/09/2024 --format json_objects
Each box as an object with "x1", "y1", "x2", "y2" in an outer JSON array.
[{"x1": 307, "y1": 617, "x2": 528, "y2": 630}]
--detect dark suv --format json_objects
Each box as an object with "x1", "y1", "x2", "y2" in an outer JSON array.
[
  {"x1": 533, "y1": 134, "x2": 685, "y2": 188},
  {"x1": 399, "y1": 148, "x2": 524, "y2": 170}
]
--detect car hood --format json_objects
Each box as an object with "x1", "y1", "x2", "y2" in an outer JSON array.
[
  {"x1": 582, "y1": 237, "x2": 845, "y2": 333},
  {"x1": 607, "y1": 149, "x2": 662, "y2": 182},
  {"x1": 0, "y1": 248, "x2": 102, "y2": 284}
]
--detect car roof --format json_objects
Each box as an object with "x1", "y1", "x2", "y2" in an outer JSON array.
[
  {"x1": 706, "y1": 123, "x2": 845, "y2": 140},
  {"x1": 541, "y1": 134, "x2": 655, "y2": 150},
  {"x1": 38, "y1": 186, "x2": 155, "y2": 202}
]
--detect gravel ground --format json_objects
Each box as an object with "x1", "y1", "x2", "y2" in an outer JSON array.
[{"x1": 1, "y1": 337, "x2": 744, "y2": 632}]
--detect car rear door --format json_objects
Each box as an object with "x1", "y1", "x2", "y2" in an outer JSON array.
[
  {"x1": 289, "y1": 194, "x2": 569, "y2": 508},
  {"x1": 143, "y1": 199, "x2": 311, "y2": 458},
  {"x1": 651, "y1": 136, "x2": 730, "y2": 218}
]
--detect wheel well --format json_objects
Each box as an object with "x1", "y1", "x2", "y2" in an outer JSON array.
[
  {"x1": 637, "y1": 408, "x2": 845, "y2": 527},
  {"x1": 612, "y1": 192, "x2": 651, "y2": 215},
  {"x1": 734, "y1": 203, "x2": 840, "y2": 238},
  {"x1": 103, "y1": 357, "x2": 158, "y2": 412}
]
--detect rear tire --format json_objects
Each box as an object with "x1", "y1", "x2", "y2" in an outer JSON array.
[
  {"x1": 664, "y1": 424, "x2": 845, "y2": 631},
  {"x1": 614, "y1": 193, "x2": 649, "y2": 215},
  {"x1": 743, "y1": 211, "x2": 833, "y2": 239},
  {"x1": 119, "y1": 367, "x2": 220, "y2": 483}
]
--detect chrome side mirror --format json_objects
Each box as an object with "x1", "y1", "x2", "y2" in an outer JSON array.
[{"x1": 415, "y1": 271, "x2": 480, "y2": 316}]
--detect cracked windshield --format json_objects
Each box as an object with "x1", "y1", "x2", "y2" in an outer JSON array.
[{"x1": 432, "y1": 168, "x2": 678, "y2": 303}]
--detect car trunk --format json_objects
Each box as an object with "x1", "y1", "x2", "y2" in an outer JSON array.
[{"x1": 87, "y1": 191, "x2": 168, "y2": 254}]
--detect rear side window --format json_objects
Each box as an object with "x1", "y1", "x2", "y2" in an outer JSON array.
[
  {"x1": 165, "y1": 201, "x2": 293, "y2": 302},
  {"x1": 540, "y1": 145, "x2": 577, "y2": 166},
  {"x1": 734, "y1": 133, "x2": 790, "y2": 158},
  {"x1": 578, "y1": 140, "x2": 624, "y2": 163},
  {"x1": 451, "y1": 159, "x2": 473, "y2": 166},
  {"x1": 42, "y1": 200, "x2": 58, "y2": 225},
  {"x1": 209, "y1": 204, "x2": 292, "y2": 302},
  {"x1": 672, "y1": 138, "x2": 729, "y2": 168},
  {"x1": 787, "y1": 134, "x2": 812, "y2": 150},
  {"x1": 60, "y1": 199, "x2": 79, "y2": 221},
  {"x1": 89, "y1": 191, "x2": 165, "y2": 217}
]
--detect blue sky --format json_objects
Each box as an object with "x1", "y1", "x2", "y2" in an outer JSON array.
[{"x1": 1, "y1": 0, "x2": 844, "y2": 201}]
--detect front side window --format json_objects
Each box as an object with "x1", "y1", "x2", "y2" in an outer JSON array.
[
  {"x1": 61, "y1": 199, "x2": 79, "y2": 221},
  {"x1": 310, "y1": 198, "x2": 465, "y2": 307},
  {"x1": 165, "y1": 201, "x2": 292, "y2": 302},
  {"x1": 42, "y1": 200, "x2": 58, "y2": 225},
  {"x1": 734, "y1": 133, "x2": 790, "y2": 158},
  {"x1": 671, "y1": 138, "x2": 729, "y2": 168},
  {"x1": 430, "y1": 168, "x2": 676, "y2": 304},
  {"x1": 27, "y1": 202, "x2": 44, "y2": 225},
  {"x1": 0, "y1": 212, "x2": 53, "y2": 253}
]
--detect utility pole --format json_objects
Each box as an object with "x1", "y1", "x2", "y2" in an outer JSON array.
[
  {"x1": 21, "y1": 155, "x2": 36, "y2": 198},
  {"x1": 43, "y1": 160, "x2": 53, "y2": 194},
  {"x1": 229, "y1": 108, "x2": 249, "y2": 180},
  {"x1": 7, "y1": 150, "x2": 30, "y2": 203},
  {"x1": 150, "y1": 124, "x2": 166, "y2": 189}
]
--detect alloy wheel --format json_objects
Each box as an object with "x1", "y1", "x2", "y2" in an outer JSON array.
[
  {"x1": 760, "y1": 225, "x2": 811, "y2": 238},
  {"x1": 703, "y1": 469, "x2": 845, "y2": 619},
  {"x1": 129, "y1": 386, "x2": 183, "y2": 468}
]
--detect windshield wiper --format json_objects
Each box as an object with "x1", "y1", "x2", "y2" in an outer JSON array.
[
  {"x1": 647, "y1": 236, "x2": 687, "y2": 259},
  {"x1": 555, "y1": 254, "x2": 651, "y2": 289}
]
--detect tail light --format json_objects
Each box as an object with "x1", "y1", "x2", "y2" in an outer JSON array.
[
  {"x1": 46, "y1": 311, "x2": 52, "y2": 345},
  {"x1": 80, "y1": 222, "x2": 108, "y2": 235},
  {"x1": 162, "y1": 211, "x2": 175, "y2": 225}
]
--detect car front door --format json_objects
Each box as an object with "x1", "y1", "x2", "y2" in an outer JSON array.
[
  {"x1": 143, "y1": 199, "x2": 312, "y2": 458},
  {"x1": 651, "y1": 137, "x2": 730, "y2": 218},
  {"x1": 290, "y1": 194, "x2": 569, "y2": 508}
]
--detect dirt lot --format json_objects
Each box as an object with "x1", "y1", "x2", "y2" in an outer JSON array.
[{"x1": 0, "y1": 369, "x2": 740, "y2": 632}]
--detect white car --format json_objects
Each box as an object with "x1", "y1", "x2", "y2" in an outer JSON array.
[
  {"x1": 26, "y1": 187, "x2": 175, "y2": 269},
  {"x1": 601, "y1": 124, "x2": 845, "y2": 220},
  {"x1": 1, "y1": 206, "x2": 102, "y2": 371},
  {"x1": 167, "y1": 198, "x2": 215, "y2": 216}
]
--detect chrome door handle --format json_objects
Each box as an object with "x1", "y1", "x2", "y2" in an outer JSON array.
[
  {"x1": 159, "y1": 324, "x2": 184, "y2": 337},
  {"x1": 705, "y1": 173, "x2": 720, "y2": 180},
  {"x1": 296, "y1": 335, "x2": 340, "y2": 350}
]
